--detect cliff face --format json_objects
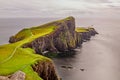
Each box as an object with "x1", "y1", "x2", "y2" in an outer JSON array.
[
  {"x1": 32, "y1": 61, "x2": 58, "y2": 80},
  {"x1": 9, "y1": 17, "x2": 98, "y2": 54},
  {"x1": 9, "y1": 17, "x2": 82, "y2": 54},
  {"x1": 75, "y1": 27, "x2": 98, "y2": 42},
  {"x1": 31, "y1": 17, "x2": 77, "y2": 54}
]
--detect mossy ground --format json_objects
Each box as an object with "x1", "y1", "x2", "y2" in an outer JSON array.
[
  {"x1": 75, "y1": 27, "x2": 89, "y2": 33},
  {"x1": 15, "y1": 25, "x2": 58, "y2": 41}
]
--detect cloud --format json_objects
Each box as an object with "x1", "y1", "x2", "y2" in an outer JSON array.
[
  {"x1": 0, "y1": 0, "x2": 119, "y2": 18},
  {"x1": 69, "y1": 0, "x2": 111, "y2": 3}
]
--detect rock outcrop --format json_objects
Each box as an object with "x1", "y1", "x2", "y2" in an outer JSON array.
[
  {"x1": 0, "y1": 71, "x2": 25, "y2": 80},
  {"x1": 32, "y1": 61, "x2": 59, "y2": 80},
  {"x1": 9, "y1": 17, "x2": 94, "y2": 55},
  {"x1": 76, "y1": 27, "x2": 98, "y2": 42},
  {"x1": 9, "y1": 17, "x2": 98, "y2": 54}
]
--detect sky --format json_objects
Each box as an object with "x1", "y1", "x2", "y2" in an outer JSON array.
[{"x1": 0, "y1": 0, "x2": 120, "y2": 18}]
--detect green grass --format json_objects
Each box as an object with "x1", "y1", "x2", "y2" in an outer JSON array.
[
  {"x1": 22, "y1": 65, "x2": 43, "y2": 80},
  {"x1": 31, "y1": 25, "x2": 56, "y2": 35},
  {"x1": 14, "y1": 28, "x2": 33, "y2": 39},
  {"x1": 0, "y1": 41, "x2": 51, "y2": 80},
  {"x1": 14, "y1": 25, "x2": 57, "y2": 41},
  {"x1": 75, "y1": 27, "x2": 89, "y2": 32}
]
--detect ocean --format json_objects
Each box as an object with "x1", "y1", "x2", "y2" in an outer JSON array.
[{"x1": 0, "y1": 17, "x2": 120, "y2": 80}]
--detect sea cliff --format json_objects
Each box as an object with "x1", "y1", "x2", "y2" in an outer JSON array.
[
  {"x1": 0, "y1": 16, "x2": 98, "y2": 80},
  {"x1": 9, "y1": 17, "x2": 98, "y2": 54}
]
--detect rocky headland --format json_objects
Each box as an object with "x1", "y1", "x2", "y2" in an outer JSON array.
[
  {"x1": 9, "y1": 16, "x2": 98, "y2": 54},
  {"x1": 0, "y1": 16, "x2": 98, "y2": 80}
]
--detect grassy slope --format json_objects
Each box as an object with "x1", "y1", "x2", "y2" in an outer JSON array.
[
  {"x1": 0, "y1": 23, "x2": 58, "y2": 80},
  {"x1": 13, "y1": 17, "x2": 72, "y2": 41},
  {"x1": 0, "y1": 38, "x2": 54, "y2": 80},
  {"x1": 15, "y1": 25, "x2": 57, "y2": 41}
]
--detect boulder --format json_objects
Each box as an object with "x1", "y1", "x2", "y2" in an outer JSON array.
[{"x1": 0, "y1": 71, "x2": 25, "y2": 80}]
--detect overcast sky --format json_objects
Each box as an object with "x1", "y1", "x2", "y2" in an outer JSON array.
[{"x1": 0, "y1": 0, "x2": 120, "y2": 18}]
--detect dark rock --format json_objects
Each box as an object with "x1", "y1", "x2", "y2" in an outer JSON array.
[
  {"x1": 60, "y1": 78, "x2": 62, "y2": 80},
  {"x1": 80, "y1": 69, "x2": 85, "y2": 71},
  {"x1": 61, "y1": 65, "x2": 73, "y2": 69},
  {"x1": 61, "y1": 65, "x2": 67, "y2": 68},
  {"x1": 88, "y1": 27, "x2": 99, "y2": 36},
  {"x1": 76, "y1": 27, "x2": 98, "y2": 42},
  {"x1": 67, "y1": 66, "x2": 73, "y2": 69},
  {"x1": 81, "y1": 32, "x2": 91, "y2": 40}
]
